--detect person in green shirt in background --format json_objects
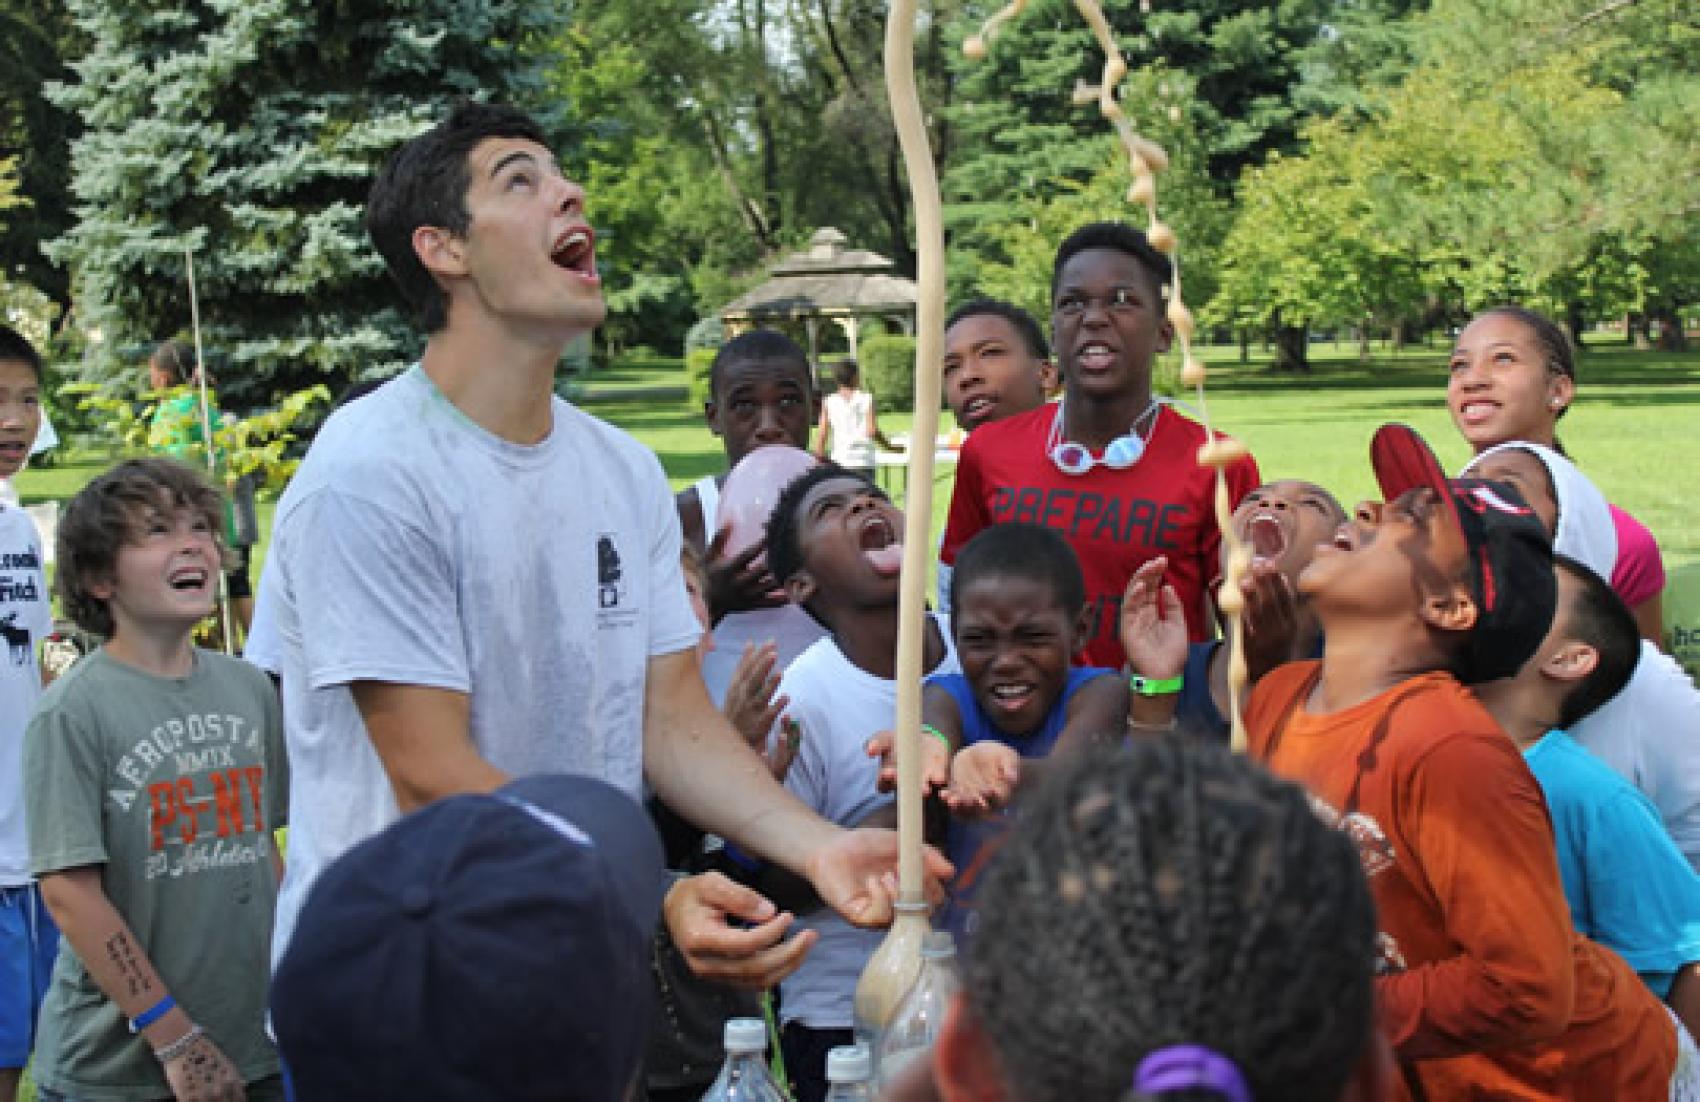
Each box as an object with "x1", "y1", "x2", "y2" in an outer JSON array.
[{"x1": 145, "y1": 341, "x2": 258, "y2": 642}]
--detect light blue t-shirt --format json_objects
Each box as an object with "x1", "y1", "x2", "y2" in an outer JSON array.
[{"x1": 1524, "y1": 729, "x2": 1700, "y2": 997}]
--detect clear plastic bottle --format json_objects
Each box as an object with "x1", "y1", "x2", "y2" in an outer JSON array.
[
  {"x1": 875, "y1": 930, "x2": 959, "y2": 1087},
  {"x1": 700, "y1": 1017, "x2": 788, "y2": 1102},
  {"x1": 824, "y1": 1043, "x2": 875, "y2": 1101}
]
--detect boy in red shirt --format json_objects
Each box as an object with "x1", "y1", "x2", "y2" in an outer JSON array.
[
  {"x1": 1246, "y1": 424, "x2": 1682, "y2": 1099},
  {"x1": 940, "y1": 222, "x2": 1258, "y2": 666}
]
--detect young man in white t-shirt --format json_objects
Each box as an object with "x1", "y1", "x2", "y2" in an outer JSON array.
[
  {"x1": 0, "y1": 327, "x2": 54, "y2": 1102},
  {"x1": 762, "y1": 463, "x2": 958, "y2": 1102},
  {"x1": 250, "y1": 102, "x2": 944, "y2": 990}
]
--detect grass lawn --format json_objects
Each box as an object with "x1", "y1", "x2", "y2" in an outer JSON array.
[{"x1": 17, "y1": 336, "x2": 1696, "y2": 616}]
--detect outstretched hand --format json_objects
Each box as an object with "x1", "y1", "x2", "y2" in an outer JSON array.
[
  {"x1": 1120, "y1": 556, "x2": 1187, "y2": 681},
  {"x1": 804, "y1": 827, "x2": 953, "y2": 928},
  {"x1": 944, "y1": 742, "x2": 1020, "y2": 818},
  {"x1": 662, "y1": 872, "x2": 816, "y2": 990},
  {"x1": 866, "y1": 729, "x2": 951, "y2": 798},
  {"x1": 705, "y1": 525, "x2": 785, "y2": 621}
]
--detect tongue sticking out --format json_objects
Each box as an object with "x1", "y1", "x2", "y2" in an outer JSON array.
[
  {"x1": 1248, "y1": 515, "x2": 1286, "y2": 565},
  {"x1": 865, "y1": 542, "x2": 905, "y2": 577}
]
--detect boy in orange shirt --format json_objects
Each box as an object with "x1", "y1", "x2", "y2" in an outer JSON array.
[{"x1": 1246, "y1": 424, "x2": 1687, "y2": 1099}]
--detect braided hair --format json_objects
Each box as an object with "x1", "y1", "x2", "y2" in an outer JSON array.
[{"x1": 965, "y1": 738, "x2": 1377, "y2": 1102}]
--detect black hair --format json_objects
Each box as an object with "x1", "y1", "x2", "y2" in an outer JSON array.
[
  {"x1": 1552, "y1": 554, "x2": 1640, "y2": 729},
  {"x1": 1051, "y1": 222, "x2": 1174, "y2": 306},
  {"x1": 831, "y1": 359, "x2": 860, "y2": 389},
  {"x1": 365, "y1": 101, "x2": 549, "y2": 333},
  {"x1": 949, "y1": 524, "x2": 1084, "y2": 618},
  {"x1": 709, "y1": 329, "x2": 812, "y2": 400},
  {"x1": 947, "y1": 298, "x2": 1050, "y2": 361},
  {"x1": 149, "y1": 339, "x2": 196, "y2": 386},
  {"x1": 1478, "y1": 306, "x2": 1576, "y2": 425},
  {"x1": 0, "y1": 325, "x2": 42, "y2": 383},
  {"x1": 764, "y1": 461, "x2": 874, "y2": 595},
  {"x1": 57, "y1": 458, "x2": 230, "y2": 638},
  {"x1": 966, "y1": 738, "x2": 1377, "y2": 1102}
]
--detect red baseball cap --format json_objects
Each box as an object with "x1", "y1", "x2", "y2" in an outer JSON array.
[{"x1": 1369, "y1": 424, "x2": 1557, "y2": 683}]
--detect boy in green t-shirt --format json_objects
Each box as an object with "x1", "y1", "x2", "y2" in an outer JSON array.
[{"x1": 23, "y1": 457, "x2": 286, "y2": 1101}]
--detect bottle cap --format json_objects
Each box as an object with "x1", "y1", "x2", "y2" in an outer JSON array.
[
  {"x1": 920, "y1": 931, "x2": 956, "y2": 960},
  {"x1": 826, "y1": 1043, "x2": 872, "y2": 1082},
  {"x1": 724, "y1": 1017, "x2": 767, "y2": 1054}
]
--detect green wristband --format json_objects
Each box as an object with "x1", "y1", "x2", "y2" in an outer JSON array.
[
  {"x1": 1129, "y1": 673, "x2": 1184, "y2": 697},
  {"x1": 920, "y1": 724, "x2": 952, "y2": 751}
]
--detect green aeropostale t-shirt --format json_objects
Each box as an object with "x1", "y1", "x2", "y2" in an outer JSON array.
[{"x1": 24, "y1": 648, "x2": 287, "y2": 1100}]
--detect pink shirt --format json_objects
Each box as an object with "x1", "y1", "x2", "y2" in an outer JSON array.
[{"x1": 1609, "y1": 504, "x2": 1665, "y2": 607}]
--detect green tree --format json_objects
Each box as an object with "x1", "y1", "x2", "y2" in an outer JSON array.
[
  {"x1": 550, "y1": 0, "x2": 954, "y2": 351},
  {"x1": 47, "y1": 0, "x2": 566, "y2": 403},
  {"x1": 1214, "y1": 0, "x2": 1700, "y2": 356},
  {"x1": 943, "y1": 0, "x2": 1334, "y2": 291},
  {"x1": 0, "y1": 0, "x2": 82, "y2": 319}
]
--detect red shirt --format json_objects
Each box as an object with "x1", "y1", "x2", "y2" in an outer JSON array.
[
  {"x1": 941, "y1": 403, "x2": 1259, "y2": 667},
  {"x1": 1247, "y1": 662, "x2": 1675, "y2": 1100}
]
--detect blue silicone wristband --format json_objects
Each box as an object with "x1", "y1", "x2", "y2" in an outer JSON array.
[{"x1": 130, "y1": 994, "x2": 176, "y2": 1034}]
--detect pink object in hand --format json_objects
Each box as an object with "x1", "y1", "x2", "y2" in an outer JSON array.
[{"x1": 718, "y1": 445, "x2": 819, "y2": 562}]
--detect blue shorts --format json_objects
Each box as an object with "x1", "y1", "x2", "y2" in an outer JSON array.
[{"x1": 0, "y1": 882, "x2": 59, "y2": 1069}]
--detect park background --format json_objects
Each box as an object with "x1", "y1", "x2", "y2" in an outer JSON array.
[{"x1": 2, "y1": 0, "x2": 1697, "y2": 583}]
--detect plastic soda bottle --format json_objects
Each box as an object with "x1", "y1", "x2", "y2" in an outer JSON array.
[
  {"x1": 824, "y1": 1043, "x2": 875, "y2": 1101},
  {"x1": 875, "y1": 931, "x2": 960, "y2": 1086},
  {"x1": 700, "y1": 1017, "x2": 788, "y2": 1102}
]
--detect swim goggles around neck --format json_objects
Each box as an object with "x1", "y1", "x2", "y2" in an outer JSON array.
[{"x1": 1047, "y1": 398, "x2": 1162, "y2": 476}]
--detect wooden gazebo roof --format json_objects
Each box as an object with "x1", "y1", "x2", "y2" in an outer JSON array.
[{"x1": 720, "y1": 228, "x2": 917, "y2": 323}]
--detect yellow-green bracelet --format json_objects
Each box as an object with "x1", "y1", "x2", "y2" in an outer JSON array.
[{"x1": 920, "y1": 724, "x2": 952, "y2": 752}]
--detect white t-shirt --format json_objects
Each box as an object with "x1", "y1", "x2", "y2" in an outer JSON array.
[
  {"x1": 694, "y1": 476, "x2": 826, "y2": 707},
  {"x1": 0, "y1": 506, "x2": 50, "y2": 886},
  {"x1": 824, "y1": 390, "x2": 875, "y2": 469},
  {"x1": 1571, "y1": 642, "x2": 1700, "y2": 872},
  {"x1": 251, "y1": 366, "x2": 701, "y2": 964},
  {"x1": 776, "y1": 616, "x2": 957, "y2": 1029}
]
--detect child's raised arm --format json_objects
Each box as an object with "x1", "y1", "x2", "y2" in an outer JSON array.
[
  {"x1": 1119, "y1": 556, "x2": 1187, "y2": 731},
  {"x1": 39, "y1": 868, "x2": 247, "y2": 1101}
]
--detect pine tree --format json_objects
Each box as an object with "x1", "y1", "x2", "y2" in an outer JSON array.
[
  {"x1": 943, "y1": 0, "x2": 1334, "y2": 296},
  {"x1": 48, "y1": 0, "x2": 566, "y2": 403}
]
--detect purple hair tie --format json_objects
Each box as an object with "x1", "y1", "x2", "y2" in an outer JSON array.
[{"x1": 1134, "y1": 1044, "x2": 1252, "y2": 1102}]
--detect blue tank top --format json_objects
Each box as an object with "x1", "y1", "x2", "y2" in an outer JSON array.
[{"x1": 928, "y1": 666, "x2": 1117, "y2": 942}]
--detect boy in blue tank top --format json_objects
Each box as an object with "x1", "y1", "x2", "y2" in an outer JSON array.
[{"x1": 876, "y1": 524, "x2": 1126, "y2": 937}]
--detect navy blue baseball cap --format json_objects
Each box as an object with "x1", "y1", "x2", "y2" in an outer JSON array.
[{"x1": 271, "y1": 774, "x2": 666, "y2": 1100}]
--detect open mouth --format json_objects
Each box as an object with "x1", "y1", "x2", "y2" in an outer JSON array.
[
  {"x1": 987, "y1": 682, "x2": 1036, "y2": 714},
  {"x1": 961, "y1": 395, "x2": 995, "y2": 424},
  {"x1": 859, "y1": 514, "x2": 904, "y2": 575},
  {"x1": 1076, "y1": 342, "x2": 1117, "y2": 373},
  {"x1": 1246, "y1": 512, "x2": 1287, "y2": 566},
  {"x1": 168, "y1": 566, "x2": 209, "y2": 593},
  {"x1": 1457, "y1": 400, "x2": 1498, "y2": 425},
  {"x1": 551, "y1": 226, "x2": 598, "y2": 280}
]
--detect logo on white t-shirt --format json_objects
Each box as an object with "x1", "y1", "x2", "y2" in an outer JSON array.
[
  {"x1": 0, "y1": 613, "x2": 31, "y2": 667},
  {"x1": 597, "y1": 534, "x2": 624, "y2": 609}
]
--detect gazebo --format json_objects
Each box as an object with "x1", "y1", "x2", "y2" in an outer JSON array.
[{"x1": 719, "y1": 227, "x2": 917, "y2": 364}]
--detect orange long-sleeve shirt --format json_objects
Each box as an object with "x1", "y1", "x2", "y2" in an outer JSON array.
[{"x1": 1247, "y1": 663, "x2": 1674, "y2": 1099}]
